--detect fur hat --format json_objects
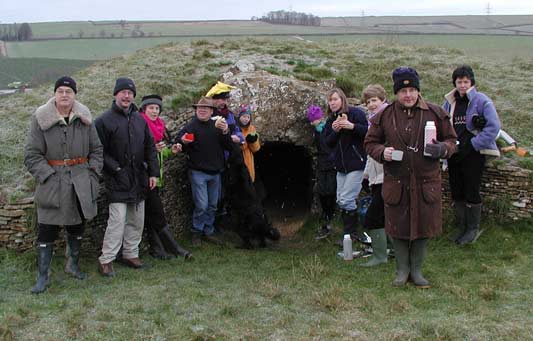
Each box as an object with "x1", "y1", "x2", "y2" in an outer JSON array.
[
  {"x1": 192, "y1": 97, "x2": 217, "y2": 108},
  {"x1": 306, "y1": 105, "x2": 323, "y2": 122},
  {"x1": 141, "y1": 94, "x2": 163, "y2": 111},
  {"x1": 113, "y1": 77, "x2": 136, "y2": 97},
  {"x1": 452, "y1": 65, "x2": 476, "y2": 86},
  {"x1": 54, "y1": 76, "x2": 77, "y2": 94},
  {"x1": 392, "y1": 67, "x2": 420, "y2": 94}
]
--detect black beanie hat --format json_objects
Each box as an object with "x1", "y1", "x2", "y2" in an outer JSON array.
[
  {"x1": 392, "y1": 66, "x2": 420, "y2": 94},
  {"x1": 54, "y1": 76, "x2": 77, "y2": 94},
  {"x1": 452, "y1": 65, "x2": 475, "y2": 86},
  {"x1": 141, "y1": 94, "x2": 163, "y2": 111},
  {"x1": 113, "y1": 77, "x2": 136, "y2": 97}
]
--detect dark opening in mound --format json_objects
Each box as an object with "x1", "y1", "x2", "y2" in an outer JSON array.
[{"x1": 254, "y1": 142, "x2": 313, "y2": 235}]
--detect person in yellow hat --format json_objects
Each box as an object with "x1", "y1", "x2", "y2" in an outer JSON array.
[
  {"x1": 205, "y1": 81, "x2": 245, "y2": 225},
  {"x1": 206, "y1": 81, "x2": 244, "y2": 147}
]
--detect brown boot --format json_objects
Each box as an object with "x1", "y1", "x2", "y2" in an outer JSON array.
[
  {"x1": 120, "y1": 257, "x2": 147, "y2": 269},
  {"x1": 98, "y1": 261, "x2": 115, "y2": 277}
]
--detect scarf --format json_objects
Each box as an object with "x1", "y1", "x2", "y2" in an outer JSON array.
[
  {"x1": 141, "y1": 112, "x2": 166, "y2": 143},
  {"x1": 217, "y1": 105, "x2": 230, "y2": 118}
]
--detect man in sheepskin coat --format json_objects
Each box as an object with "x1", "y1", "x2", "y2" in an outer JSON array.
[{"x1": 24, "y1": 76, "x2": 103, "y2": 294}]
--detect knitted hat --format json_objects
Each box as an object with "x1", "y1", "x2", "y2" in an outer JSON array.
[
  {"x1": 141, "y1": 94, "x2": 163, "y2": 111},
  {"x1": 54, "y1": 76, "x2": 77, "y2": 94},
  {"x1": 238, "y1": 104, "x2": 252, "y2": 117},
  {"x1": 452, "y1": 65, "x2": 476, "y2": 86},
  {"x1": 306, "y1": 105, "x2": 323, "y2": 122},
  {"x1": 113, "y1": 77, "x2": 136, "y2": 97},
  {"x1": 392, "y1": 67, "x2": 420, "y2": 94},
  {"x1": 192, "y1": 97, "x2": 217, "y2": 108}
]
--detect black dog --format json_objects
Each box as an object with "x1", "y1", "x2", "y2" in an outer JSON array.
[{"x1": 221, "y1": 144, "x2": 280, "y2": 249}]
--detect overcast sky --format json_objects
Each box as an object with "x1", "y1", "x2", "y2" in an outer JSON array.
[{"x1": 1, "y1": 0, "x2": 532, "y2": 23}]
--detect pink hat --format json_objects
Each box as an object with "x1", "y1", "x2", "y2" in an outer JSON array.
[{"x1": 307, "y1": 105, "x2": 323, "y2": 122}]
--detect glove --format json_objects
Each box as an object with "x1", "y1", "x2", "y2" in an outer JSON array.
[
  {"x1": 472, "y1": 115, "x2": 487, "y2": 129},
  {"x1": 246, "y1": 133, "x2": 258, "y2": 143},
  {"x1": 424, "y1": 140, "x2": 447, "y2": 159}
]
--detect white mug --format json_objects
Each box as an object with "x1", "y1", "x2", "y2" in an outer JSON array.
[{"x1": 391, "y1": 150, "x2": 404, "y2": 161}]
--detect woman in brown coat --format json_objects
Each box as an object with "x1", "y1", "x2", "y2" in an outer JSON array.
[
  {"x1": 24, "y1": 76, "x2": 103, "y2": 294},
  {"x1": 364, "y1": 67, "x2": 456, "y2": 288}
]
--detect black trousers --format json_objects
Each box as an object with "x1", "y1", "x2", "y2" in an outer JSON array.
[
  {"x1": 319, "y1": 194, "x2": 336, "y2": 222},
  {"x1": 38, "y1": 223, "x2": 84, "y2": 243},
  {"x1": 144, "y1": 187, "x2": 168, "y2": 233},
  {"x1": 363, "y1": 184, "x2": 384, "y2": 230},
  {"x1": 37, "y1": 197, "x2": 85, "y2": 242},
  {"x1": 448, "y1": 151, "x2": 485, "y2": 204}
]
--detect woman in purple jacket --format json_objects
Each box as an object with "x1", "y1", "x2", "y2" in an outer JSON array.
[{"x1": 443, "y1": 65, "x2": 501, "y2": 245}]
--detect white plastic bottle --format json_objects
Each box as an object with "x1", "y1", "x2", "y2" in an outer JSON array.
[
  {"x1": 424, "y1": 121, "x2": 437, "y2": 156},
  {"x1": 343, "y1": 234, "x2": 353, "y2": 261}
]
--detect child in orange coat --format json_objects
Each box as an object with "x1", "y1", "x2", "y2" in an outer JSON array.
[{"x1": 237, "y1": 105, "x2": 260, "y2": 182}]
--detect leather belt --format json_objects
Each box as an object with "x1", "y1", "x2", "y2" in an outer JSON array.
[{"x1": 47, "y1": 157, "x2": 88, "y2": 166}]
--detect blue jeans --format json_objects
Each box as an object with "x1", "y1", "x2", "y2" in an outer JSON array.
[
  {"x1": 188, "y1": 170, "x2": 221, "y2": 235},
  {"x1": 336, "y1": 170, "x2": 363, "y2": 211}
]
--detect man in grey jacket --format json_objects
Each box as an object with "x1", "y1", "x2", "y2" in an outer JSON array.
[{"x1": 24, "y1": 76, "x2": 103, "y2": 294}]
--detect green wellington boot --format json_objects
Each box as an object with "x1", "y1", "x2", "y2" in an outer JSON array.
[
  {"x1": 360, "y1": 228, "x2": 388, "y2": 267},
  {"x1": 31, "y1": 243, "x2": 53, "y2": 294},
  {"x1": 410, "y1": 238, "x2": 431, "y2": 288},
  {"x1": 391, "y1": 238, "x2": 410, "y2": 287}
]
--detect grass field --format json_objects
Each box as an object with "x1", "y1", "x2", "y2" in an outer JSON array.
[
  {"x1": 0, "y1": 58, "x2": 93, "y2": 89},
  {"x1": 7, "y1": 34, "x2": 533, "y2": 61},
  {"x1": 21, "y1": 15, "x2": 533, "y2": 40},
  {"x1": 1, "y1": 216, "x2": 532, "y2": 339}
]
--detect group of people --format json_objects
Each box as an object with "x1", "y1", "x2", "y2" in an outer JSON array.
[
  {"x1": 310, "y1": 65, "x2": 500, "y2": 288},
  {"x1": 24, "y1": 63, "x2": 500, "y2": 293},
  {"x1": 23, "y1": 77, "x2": 263, "y2": 293}
]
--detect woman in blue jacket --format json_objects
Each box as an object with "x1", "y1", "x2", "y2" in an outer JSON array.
[
  {"x1": 443, "y1": 65, "x2": 501, "y2": 245},
  {"x1": 325, "y1": 88, "x2": 369, "y2": 244}
]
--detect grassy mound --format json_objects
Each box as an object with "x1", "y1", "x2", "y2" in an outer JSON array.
[{"x1": 1, "y1": 37, "x2": 532, "y2": 202}]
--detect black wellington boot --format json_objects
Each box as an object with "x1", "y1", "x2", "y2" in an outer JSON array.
[
  {"x1": 392, "y1": 238, "x2": 410, "y2": 287},
  {"x1": 31, "y1": 243, "x2": 53, "y2": 294},
  {"x1": 449, "y1": 201, "x2": 467, "y2": 242},
  {"x1": 457, "y1": 203, "x2": 482, "y2": 246},
  {"x1": 159, "y1": 226, "x2": 193, "y2": 260},
  {"x1": 64, "y1": 234, "x2": 87, "y2": 280},
  {"x1": 148, "y1": 227, "x2": 171, "y2": 260}
]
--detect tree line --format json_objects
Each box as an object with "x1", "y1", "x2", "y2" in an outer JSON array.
[
  {"x1": 0, "y1": 23, "x2": 33, "y2": 41},
  {"x1": 258, "y1": 10, "x2": 321, "y2": 26}
]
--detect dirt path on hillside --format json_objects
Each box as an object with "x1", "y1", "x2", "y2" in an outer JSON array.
[{"x1": 0, "y1": 41, "x2": 7, "y2": 57}]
